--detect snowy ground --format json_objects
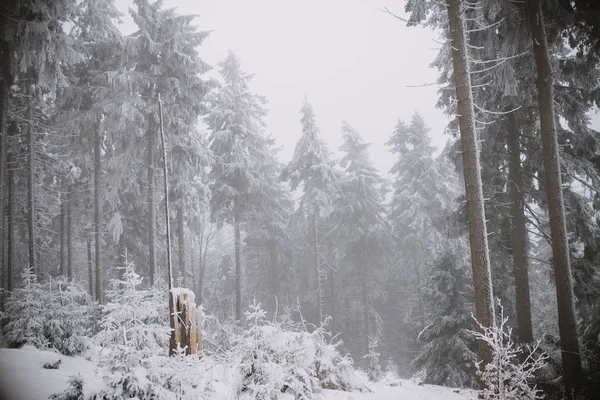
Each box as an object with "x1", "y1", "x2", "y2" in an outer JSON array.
[{"x1": 0, "y1": 346, "x2": 475, "y2": 400}]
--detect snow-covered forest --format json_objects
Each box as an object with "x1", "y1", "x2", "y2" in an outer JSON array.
[{"x1": 0, "y1": 0, "x2": 600, "y2": 399}]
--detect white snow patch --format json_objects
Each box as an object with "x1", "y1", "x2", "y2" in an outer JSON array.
[{"x1": 0, "y1": 346, "x2": 475, "y2": 400}]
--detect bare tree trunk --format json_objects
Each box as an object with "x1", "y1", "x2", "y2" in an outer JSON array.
[
  {"x1": 177, "y1": 206, "x2": 185, "y2": 286},
  {"x1": 414, "y1": 253, "x2": 425, "y2": 330},
  {"x1": 268, "y1": 239, "x2": 278, "y2": 314},
  {"x1": 6, "y1": 154, "x2": 13, "y2": 292},
  {"x1": 87, "y1": 235, "x2": 93, "y2": 298},
  {"x1": 148, "y1": 120, "x2": 156, "y2": 286},
  {"x1": 506, "y1": 109, "x2": 534, "y2": 345},
  {"x1": 234, "y1": 206, "x2": 242, "y2": 321},
  {"x1": 67, "y1": 184, "x2": 73, "y2": 280},
  {"x1": 329, "y1": 268, "x2": 336, "y2": 333},
  {"x1": 190, "y1": 235, "x2": 196, "y2": 295},
  {"x1": 0, "y1": 40, "x2": 12, "y2": 297},
  {"x1": 360, "y1": 250, "x2": 369, "y2": 355},
  {"x1": 526, "y1": 0, "x2": 582, "y2": 394},
  {"x1": 198, "y1": 228, "x2": 205, "y2": 302},
  {"x1": 158, "y1": 95, "x2": 175, "y2": 356},
  {"x1": 59, "y1": 184, "x2": 66, "y2": 276},
  {"x1": 27, "y1": 89, "x2": 37, "y2": 277},
  {"x1": 94, "y1": 124, "x2": 102, "y2": 303},
  {"x1": 446, "y1": 0, "x2": 495, "y2": 368},
  {"x1": 313, "y1": 208, "x2": 322, "y2": 325}
]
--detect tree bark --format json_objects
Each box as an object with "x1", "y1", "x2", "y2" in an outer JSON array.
[
  {"x1": 268, "y1": 238, "x2": 278, "y2": 314},
  {"x1": 147, "y1": 120, "x2": 156, "y2": 286},
  {"x1": 158, "y1": 94, "x2": 175, "y2": 356},
  {"x1": 234, "y1": 206, "x2": 242, "y2": 321},
  {"x1": 177, "y1": 206, "x2": 185, "y2": 286},
  {"x1": 67, "y1": 184, "x2": 73, "y2": 280},
  {"x1": 446, "y1": 0, "x2": 495, "y2": 369},
  {"x1": 59, "y1": 184, "x2": 66, "y2": 276},
  {"x1": 313, "y1": 207, "x2": 322, "y2": 325},
  {"x1": 526, "y1": 0, "x2": 582, "y2": 394},
  {"x1": 87, "y1": 235, "x2": 93, "y2": 298},
  {"x1": 94, "y1": 123, "x2": 102, "y2": 303},
  {"x1": 329, "y1": 268, "x2": 336, "y2": 333},
  {"x1": 0, "y1": 40, "x2": 12, "y2": 296},
  {"x1": 6, "y1": 153, "x2": 13, "y2": 292},
  {"x1": 27, "y1": 87, "x2": 37, "y2": 277},
  {"x1": 506, "y1": 109, "x2": 534, "y2": 345},
  {"x1": 360, "y1": 251, "x2": 369, "y2": 356}
]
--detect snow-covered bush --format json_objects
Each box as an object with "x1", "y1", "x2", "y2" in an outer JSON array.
[
  {"x1": 50, "y1": 374, "x2": 84, "y2": 400},
  {"x1": 311, "y1": 324, "x2": 361, "y2": 392},
  {"x1": 95, "y1": 260, "x2": 169, "y2": 352},
  {"x1": 232, "y1": 302, "x2": 321, "y2": 399},
  {"x1": 363, "y1": 335, "x2": 383, "y2": 381},
  {"x1": 3, "y1": 268, "x2": 48, "y2": 349},
  {"x1": 91, "y1": 260, "x2": 172, "y2": 399},
  {"x1": 4, "y1": 269, "x2": 94, "y2": 355},
  {"x1": 44, "y1": 276, "x2": 93, "y2": 355},
  {"x1": 471, "y1": 303, "x2": 547, "y2": 400}
]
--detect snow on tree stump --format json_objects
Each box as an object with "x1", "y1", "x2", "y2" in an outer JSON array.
[{"x1": 171, "y1": 288, "x2": 202, "y2": 355}]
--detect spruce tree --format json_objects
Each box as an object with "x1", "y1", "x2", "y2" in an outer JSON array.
[
  {"x1": 281, "y1": 99, "x2": 338, "y2": 325},
  {"x1": 413, "y1": 248, "x2": 478, "y2": 389},
  {"x1": 206, "y1": 51, "x2": 272, "y2": 321}
]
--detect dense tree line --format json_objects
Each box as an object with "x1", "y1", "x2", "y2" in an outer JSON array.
[{"x1": 1, "y1": 0, "x2": 600, "y2": 398}]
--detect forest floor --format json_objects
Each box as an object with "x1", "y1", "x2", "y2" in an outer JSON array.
[{"x1": 0, "y1": 346, "x2": 475, "y2": 400}]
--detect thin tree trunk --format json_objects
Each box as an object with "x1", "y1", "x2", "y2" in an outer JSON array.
[
  {"x1": 59, "y1": 184, "x2": 66, "y2": 276},
  {"x1": 446, "y1": 0, "x2": 495, "y2": 368},
  {"x1": 234, "y1": 207, "x2": 242, "y2": 321},
  {"x1": 198, "y1": 228, "x2": 205, "y2": 302},
  {"x1": 147, "y1": 119, "x2": 156, "y2": 286},
  {"x1": 6, "y1": 152, "x2": 13, "y2": 292},
  {"x1": 268, "y1": 239, "x2": 278, "y2": 314},
  {"x1": 0, "y1": 40, "x2": 12, "y2": 297},
  {"x1": 87, "y1": 236, "x2": 93, "y2": 298},
  {"x1": 414, "y1": 253, "x2": 425, "y2": 330},
  {"x1": 27, "y1": 89, "x2": 37, "y2": 276},
  {"x1": 526, "y1": 0, "x2": 582, "y2": 394},
  {"x1": 313, "y1": 207, "x2": 322, "y2": 325},
  {"x1": 329, "y1": 268, "x2": 336, "y2": 333},
  {"x1": 360, "y1": 251, "x2": 369, "y2": 356},
  {"x1": 190, "y1": 235, "x2": 196, "y2": 295},
  {"x1": 94, "y1": 124, "x2": 102, "y2": 303},
  {"x1": 158, "y1": 94, "x2": 175, "y2": 356},
  {"x1": 67, "y1": 184, "x2": 73, "y2": 280},
  {"x1": 177, "y1": 206, "x2": 185, "y2": 286},
  {"x1": 506, "y1": 109, "x2": 534, "y2": 345}
]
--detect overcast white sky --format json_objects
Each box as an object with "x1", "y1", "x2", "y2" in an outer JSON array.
[{"x1": 114, "y1": 0, "x2": 449, "y2": 177}]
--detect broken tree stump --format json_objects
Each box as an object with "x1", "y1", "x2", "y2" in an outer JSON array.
[{"x1": 171, "y1": 288, "x2": 202, "y2": 355}]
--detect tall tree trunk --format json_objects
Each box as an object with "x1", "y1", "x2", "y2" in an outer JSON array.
[
  {"x1": 67, "y1": 184, "x2": 73, "y2": 280},
  {"x1": 268, "y1": 239, "x2": 278, "y2": 314},
  {"x1": 198, "y1": 229, "x2": 205, "y2": 302},
  {"x1": 6, "y1": 154, "x2": 13, "y2": 292},
  {"x1": 329, "y1": 268, "x2": 336, "y2": 333},
  {"x1": 446, "y1": 0, "x2": 495, "y2": 368},
  {"x1": 526, "y1": 0, "x2": 582, "y2": 394},
  {"x1": 59, "y1": 184, "x2": 66, "y2": 276},
  {"x1": 190, "y1": 236, "x2": 196, "y2": 295},
  {"x1": 147, "y1": 121, "x2": 156, "y2": 286},
  {"x1": 360, "y1": 251, "x2": 369, "y2": 356},
  {"x1": 87, "y1": 235, "x2": 93, "y2": 298},
  {"x1": 506, "y1": 109, "x2": 534, "y2": 345},
  {"x1": 158, "y1": 94, "x2": 175, "y2": 356},
  {"x1": 0, "y1": 40, "x2": 12, "y2": 297},
  {"x1": 94, "y1": 124, "x2": 102, "y2": 303},
  {"x1": 234, "y1": 206, "x2": 242, "y2": 321},
  {"x1": 414, "y1": 253, "x2": 425, "y2": 330},
  {"x1": 313, "y1": 207, "x2": 322, "y2": 325},
  {"x1": 177, "y1": 207, "x2": 185, "y2": 286},
  {"x1": 27, "y1": 89, "x2": 37, "y2": 276}
]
